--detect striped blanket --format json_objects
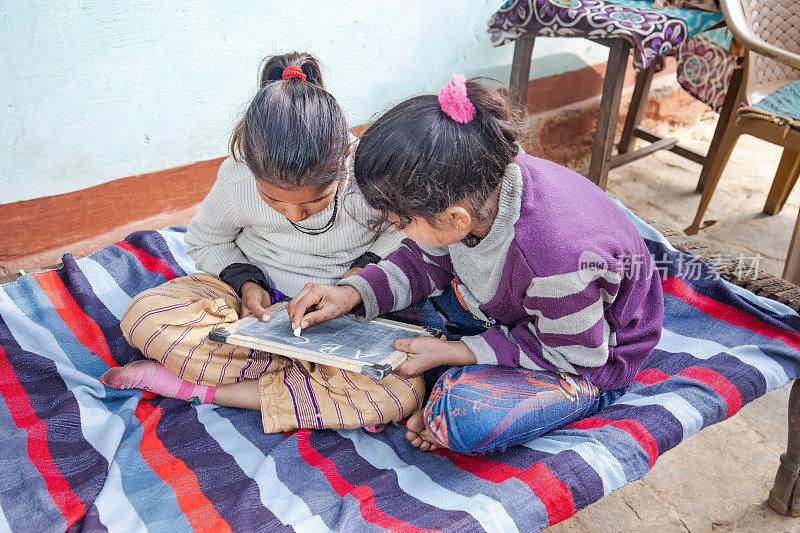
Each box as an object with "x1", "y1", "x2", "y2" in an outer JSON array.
[{"x1": 2, "y1": 205, "x2": 799, "y2": 532}]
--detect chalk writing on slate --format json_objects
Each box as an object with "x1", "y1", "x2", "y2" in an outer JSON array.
[{"x1": 233, "y1": 308, "x2": 422, "y2": 365}]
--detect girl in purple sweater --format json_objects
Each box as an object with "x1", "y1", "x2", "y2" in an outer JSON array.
[{"x1": 287, "y1": 75, "x2": 664, "y2": 455}]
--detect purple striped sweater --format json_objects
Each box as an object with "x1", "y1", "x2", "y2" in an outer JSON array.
[{"x1": 340, "y1": 154, "x2": 664, "y2": 390}]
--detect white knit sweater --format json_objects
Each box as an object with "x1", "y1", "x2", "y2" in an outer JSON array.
[{"x1": 185, "y1": 155, "x2": 402, "y2": 297}]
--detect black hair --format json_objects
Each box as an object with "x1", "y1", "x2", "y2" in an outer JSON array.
[
  {"x1": 354, "y1": 79, "x2": 522, "y2": 228},
  {"x1": 230, "y1": 52, "x2": 349, "y2": 189}
]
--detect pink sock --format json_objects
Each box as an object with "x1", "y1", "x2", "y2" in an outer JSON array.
[{"x1": 100, "y1": 360, "x2": 216, "y2": 404}]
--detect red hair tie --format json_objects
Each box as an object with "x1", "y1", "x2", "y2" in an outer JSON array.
[{"x1": 282, "y1": 65, "x2": 307, "y2": 81}]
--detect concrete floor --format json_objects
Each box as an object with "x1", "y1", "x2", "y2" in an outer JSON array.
[
  {"x1": 608, "y1": 116, "x2": 797, "y2": 279},
  {"x1": 552, "y1": 115, "x2": 800, "y2": 531}
]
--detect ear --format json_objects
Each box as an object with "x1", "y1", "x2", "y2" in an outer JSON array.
[{"x1": 443, "y1": 206, "x2": 472, "y2": 233}]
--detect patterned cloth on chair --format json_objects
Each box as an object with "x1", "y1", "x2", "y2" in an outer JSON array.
[
  {"x1": 488, "y1": 0, "x2": 723, "y2": 71},
  {"x1": 675, "y1": 32, "x2": 737, "y2": 112}
]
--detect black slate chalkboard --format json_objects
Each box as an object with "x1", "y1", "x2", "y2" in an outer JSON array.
[{"x1": 208, "y1": 301, "x2": 432, "y2": 378}]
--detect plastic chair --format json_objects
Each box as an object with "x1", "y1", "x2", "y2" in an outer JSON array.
[{"x1": 685, "y1": 0, "x2": 800, "y2": 240}]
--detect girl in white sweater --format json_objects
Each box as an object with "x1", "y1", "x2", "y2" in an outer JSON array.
[{"x1": 100, "y1": 53, "x2": 427, "y2": 434}]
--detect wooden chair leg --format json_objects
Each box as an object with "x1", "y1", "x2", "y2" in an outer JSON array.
[
  {"x1": 769, "y1": 380, "x2": 800, "y2": 516},
  {"x1": 509, "y1": 36, "x2": 535, "y2": 112},
  {"x1": 783, "y1": 208, "x2": 800, "y2": 284},
  {"x1": 685, "y1": 121, "x2": 740, "y2": 235},
  {"x1": 697, "y1": 65, "x2": 746, "y2": 193},
  {"x1": 764, "y1": 149, "x2": 800, "y2": 215},
  {"x1": 588, "y1": 39, "x2": 631, "y2": 190},
  {"x1": 618, "y1": 64, "x2": 655, "y2": 155}
]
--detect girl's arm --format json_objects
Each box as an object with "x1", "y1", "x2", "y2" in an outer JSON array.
[
  {"x1": 338, "y1": 239, "x2": 454, "y2": 320},
  {"x1": 185, "y1": 161, "x2": 249, "y2": 276},
  {"x1": 463, "y1": 270, "x2": 621, "y2": 374}
]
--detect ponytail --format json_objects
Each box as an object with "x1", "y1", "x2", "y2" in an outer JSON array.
[
  {"x1": 258, "y1": 51, "x2": 324, "y2": 89},
  {"x1": 230, "y1": 52, "x2": 348, "y2": 189}
]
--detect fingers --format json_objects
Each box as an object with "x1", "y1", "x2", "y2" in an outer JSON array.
[
  {"x1": 394, "y1": 358, "x2": 422, "y2": 377},
  {"x1": 249, "y1": 301, "x2": 268, "y2": 321},
  {"x1": 394, "y1": 361, "x2": 411, "y2": 378},
  {"x1": 286, "y1": 284, "x2": 360, "y2": 328},
  {"x1": 296, "y1": 306, "x2": 340, "y2": 329},
  {"x1": 242, "y1": 303, "x2": 269, "y2": 321},
  {"x1": 258, "y1": 290, "x2": 272, "y2": 321},
  {"x1": 240, "y1": 282, "x2": 272, "y2": 321},
  {"x1": 394, "y1": 338, "x2": 426, "y2": 377},
  {"x1": 286, "y1": 283, "x2": 323, "y2": 327},
  {"x1": 393, "y1": 336, "x2": 419, "y2": 352}
]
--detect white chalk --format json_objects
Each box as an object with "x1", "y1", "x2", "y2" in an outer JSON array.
[{"x1": 293, "y1": 325, "x2": 302, "y2": 337}]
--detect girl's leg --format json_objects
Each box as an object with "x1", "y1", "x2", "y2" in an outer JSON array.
[
  {"x1": 256, "y1": 359, "x2": 425, "y2": 434},
  {"x1": 409, "y1": 365, "x2": 615, "y2": 455},
  {"x1": 100, "y1": 359, "x2": 217, "y2": 404},
  {"x1": 110, "y1": 273, "x2": 425, "y2": 433},
  {"x1": 104, "y1": 274, "x2": 286, "y2": 401},
  {"x1": 211, "y1": 378, "x2": 261, "y2": 410},
  {"x1": 101, "y1": 360, "x2": 261, "y2": 410}
]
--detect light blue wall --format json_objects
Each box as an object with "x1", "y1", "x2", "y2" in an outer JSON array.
[{"x1": 1, "y1": 1, "x2": 607, "y2": 204}]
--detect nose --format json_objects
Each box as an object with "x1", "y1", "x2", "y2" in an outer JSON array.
[{"x1": 283, "y1": 205, "x2": 310, "y2": 223}]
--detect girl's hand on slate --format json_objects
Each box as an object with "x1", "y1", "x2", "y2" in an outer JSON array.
[
  {"x1": 287, "y1": 283, "x2": 362, "y2": 330},
  {"x1": 240, "y1": 281, "x2": 272, "y2": 322},
  {"x1": 392, "y1": 338, "x2": 478, "y2": 377}
]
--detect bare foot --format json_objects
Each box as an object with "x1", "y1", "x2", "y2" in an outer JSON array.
[
  {"x1": 99, "y1": 360, "x2": 158, "y2": 390},
  {"x1": 405, "y1": 410, "x2": 440, "y2": 452}
]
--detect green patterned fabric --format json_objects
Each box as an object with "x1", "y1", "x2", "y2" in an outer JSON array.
[
  {"x1": 753, "y1": 78, "x2": 800, "y2": 122},
  {"x1": 609, "y1": 0, "x2": 722, "y2": 37}
]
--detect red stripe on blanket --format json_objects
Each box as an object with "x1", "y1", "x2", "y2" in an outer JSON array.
[
  {"x1": 135, "y1": 402, "x2": 232, "y2": 533},
  {"x1": 33, "y1": 270, "x2": 118, "y2": 368},
  {"x1": 568, "y1": 418, "x2": 658, "y2": 468},
  {"x1": 635, "y1": 368, "x2": 671, "y2": 385},
  {"x1": 663, "y1": 276, "x2": 800, "y2": 350},
  {"x1": 679, "y1": 366, "x2": 742, "y2": 418},
  {"x1": 435, "y1": 451, "x2": 574, "y2": 525},
  {"x1": 0, "y1": 345, "x2": 86, "y2": 527},
  {"x1": 115, "y1": 240, "x2": 177, "y2": 281},
  {"x1": 296, "y1": 429, "x2": 436, "y2": 532}
]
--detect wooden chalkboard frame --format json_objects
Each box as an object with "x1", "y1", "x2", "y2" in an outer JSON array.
[{"x1": 208, "y1": 301, "x2": 435, "y2": 378}]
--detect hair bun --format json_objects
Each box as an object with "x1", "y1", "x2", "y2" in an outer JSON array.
[
  {"x1": 259, "y1": 52, "x2": 324, "y2": 88},
  {"x1": 438, "y1": 74, "x2": 476, "y2": 123}
]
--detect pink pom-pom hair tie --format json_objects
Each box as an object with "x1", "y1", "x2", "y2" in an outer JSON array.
[{"x1": 438, "y1": 73, "x2": 475, "y2": 124}]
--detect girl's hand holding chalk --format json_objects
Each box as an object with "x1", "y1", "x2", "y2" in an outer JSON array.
[
  {"x1": 287, "y1": 283, "x2": 362, "y2": 331},
  {"x1": 240, "y1": 281, "x2": 272, "y2": 322}
]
